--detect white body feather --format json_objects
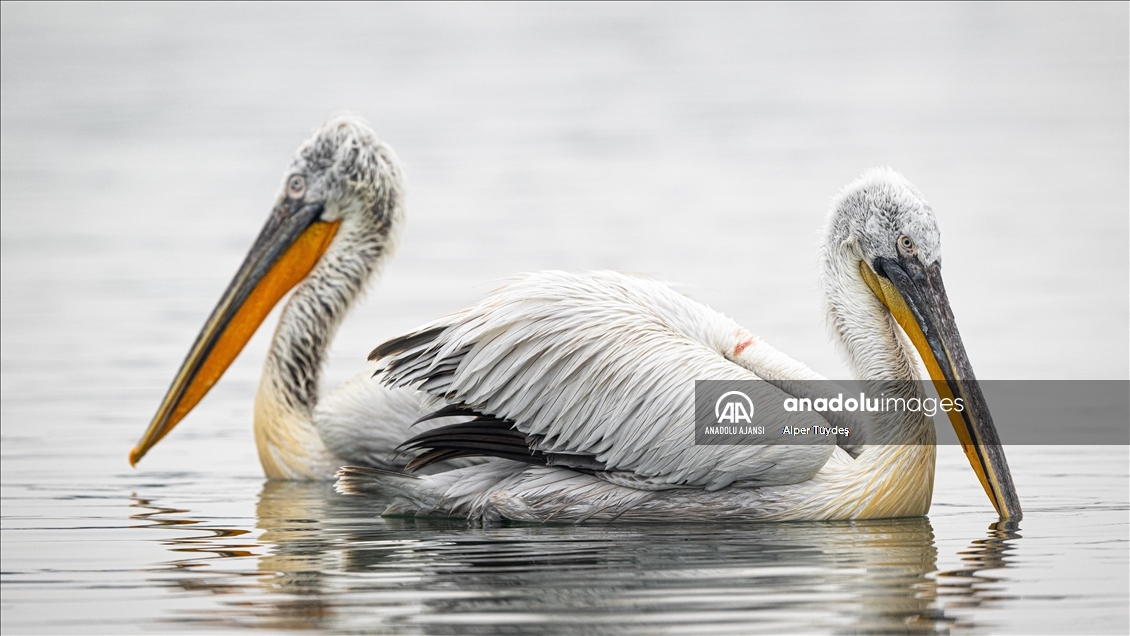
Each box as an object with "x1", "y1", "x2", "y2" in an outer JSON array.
[
  {"x1": 382, "y1": 271, "x2": 839, "y2": 489},
  {"x1": 341, "y1": 168, "x2": 944, "y2": 522}
]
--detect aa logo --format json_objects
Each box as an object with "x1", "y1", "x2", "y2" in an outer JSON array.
[{"x1": 714, "y1": 390, "x2": 754, "y2": 424}]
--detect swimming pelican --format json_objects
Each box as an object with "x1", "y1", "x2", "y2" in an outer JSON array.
[
  {"x1": 337, "y1": 168, "x2": 1022, "y2": 522},
  {"x1": 129, "y1": 115, "x2": 440, "y2": 479}
]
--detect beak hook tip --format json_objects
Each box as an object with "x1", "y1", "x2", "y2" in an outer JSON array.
[{"x1": 128, "y1": 446, "x2": 142, "y2": 467}]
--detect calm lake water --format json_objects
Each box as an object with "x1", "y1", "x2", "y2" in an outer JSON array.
[{"x1": 2, "y1": 4, "x2": 1127, "y2": 634}]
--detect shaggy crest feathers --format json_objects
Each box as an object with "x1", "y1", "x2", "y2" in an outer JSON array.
[
  {"x1": 823, "y1": 167, "x2": 941, "y2": 269},
  {"x1": 288, "y1": 113, "x2": 406, "y2": 228}
]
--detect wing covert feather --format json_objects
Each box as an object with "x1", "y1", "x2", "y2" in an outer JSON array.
[{"x1": 378, "y1": 271, "x2": 834, "y2": 489}]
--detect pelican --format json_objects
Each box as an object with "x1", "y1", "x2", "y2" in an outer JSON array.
[
  {"x1": 337, "y1": 168, "x2": 1022, "y2": 522},
  {"x1": 129, "y1": 115, "x2": 440, "y2": 479}
]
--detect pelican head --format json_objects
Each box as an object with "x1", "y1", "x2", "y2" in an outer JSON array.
[
  {"x1": 130, "y1": 114, "x2": 405, "y2": 467},
  {"x1": 820, "y1": 167, "x2": 1021, "y2": 520}
]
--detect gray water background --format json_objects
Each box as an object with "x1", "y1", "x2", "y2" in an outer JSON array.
[{"x1": 2, "y1": 3, "x2": 1127, "y2": 634}]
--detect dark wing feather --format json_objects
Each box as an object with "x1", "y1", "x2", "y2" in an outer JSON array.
[
  {"x1": 397, "y1": 413, "x2": 542, "y2": 472},
  {"x1": 369, "y1": 326, "x2": 448, "y2": 362},
  {"x1": 397, "y1": 405, "x2": 607, "y2": 473}
]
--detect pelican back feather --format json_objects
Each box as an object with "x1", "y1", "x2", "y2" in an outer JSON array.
[{"x1": 373, "y1": 271, "x2": 835, "y2": 491}]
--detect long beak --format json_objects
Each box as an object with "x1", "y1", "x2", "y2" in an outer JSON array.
[
  {"x1": 129, "y1": 200, "x2": 340, "y2": 467},
  {"x1": 860, "y1": 255, "x2": 1022, "y2": 520}
]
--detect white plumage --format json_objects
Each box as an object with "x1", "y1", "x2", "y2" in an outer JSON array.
[
  {"x1": 378, "y1": 271, "x2": 838, "y2": 490},
  {"x1": 339, "y1": 168, "x2": 1019, "y2": 523}
]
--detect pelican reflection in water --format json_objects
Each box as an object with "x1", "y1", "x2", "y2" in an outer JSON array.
[
  {"x1": 130, "y1": 488, "x2": 1022, "y2": 632},
  {"x1": 340, "y1": 168, "x2": 1021, "y2": 522}
]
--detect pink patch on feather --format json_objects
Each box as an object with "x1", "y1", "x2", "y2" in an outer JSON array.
[{"x1": 733, "y1": 337, "x2": 754, "y2": 356}]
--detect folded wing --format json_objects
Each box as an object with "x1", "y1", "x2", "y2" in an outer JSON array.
[{"x1": 374, "y1": 271, "x2": 835, "y2": 490}]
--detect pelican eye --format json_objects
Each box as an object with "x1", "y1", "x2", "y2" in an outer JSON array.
[
  {"x1": 897, "y1": 234, "x2": 917, "y2": 257},
  {"x1": 287, "y1": 175, "x2": 306, "y2": 199}
]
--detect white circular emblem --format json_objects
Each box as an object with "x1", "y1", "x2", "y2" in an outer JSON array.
[{"x1": 714, "y1": 390, "x2": 754, "y2": 424}]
